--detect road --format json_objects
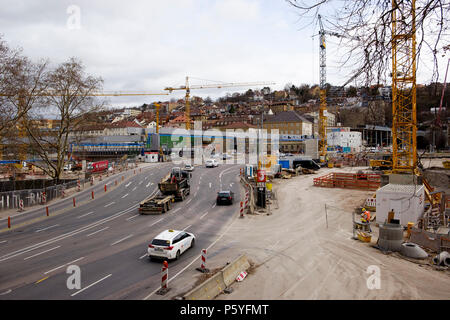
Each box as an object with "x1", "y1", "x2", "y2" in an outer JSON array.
[{"x1": 0, "y1": 162, "x2": 242, "y2": 300}]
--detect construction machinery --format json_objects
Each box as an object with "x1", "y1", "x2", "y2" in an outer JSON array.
[
  {"x1": 139, "y1": 167, "x2": 191, "y2": 214},
  {"x1": 164, "y1": 77, "x2": 275, "y2": 130}
]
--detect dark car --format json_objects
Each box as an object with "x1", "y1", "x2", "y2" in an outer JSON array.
[
  {"x1": 293, "y1": 159, "x2": 321, "y2": 171},
  {"x1": 216, "y1": 191, "x2": 234, "y2": 205}
]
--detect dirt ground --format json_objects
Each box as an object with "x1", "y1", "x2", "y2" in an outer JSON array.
[{"x1": 207, "y1": 166, "x2": 450, "y2": 300}]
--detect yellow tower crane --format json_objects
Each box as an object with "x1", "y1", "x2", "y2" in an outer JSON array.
[
  {"x1": 391, "y1": 0, "x2": 417, "y2": 173},
  {"x1": 164, "y1": 77, "x2": 275, "y2": 130}
]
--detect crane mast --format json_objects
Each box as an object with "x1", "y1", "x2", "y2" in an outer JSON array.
[
  {"x1": 318, "y1": 14, "x2": 328, "y2": 163},
  {"x1": 391, "y1": 0, "x2": 417, "y2": 173}
]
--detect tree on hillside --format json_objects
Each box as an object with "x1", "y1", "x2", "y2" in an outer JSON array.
[{"x1": 25, "y1": 58, "x2": 103, "y2": 181}]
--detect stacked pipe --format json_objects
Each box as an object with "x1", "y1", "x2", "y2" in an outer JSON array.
[{"x1": 433, "y1": 251, "x2": 450, "y2": 267}]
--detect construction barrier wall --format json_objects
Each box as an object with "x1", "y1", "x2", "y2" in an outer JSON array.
[
  {"x1": 313, "y1": 172, "x2": 381, "y2": 191},
  {"x1": 410, "y1": 227, "x2": 448, "y2": 252},
  {"x1": 184, "y1": 255, "x2": 250, "y2": 300}
]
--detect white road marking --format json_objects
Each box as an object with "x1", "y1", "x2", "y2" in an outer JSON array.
[
  {"x1": 111, "y1": 234, "x2": 133, "y2": 246},
  {"x1": 212, "y1": 203, "x2": 216, "y2": 209},
  {"x1": 200, "y1": 211, "x2": 209, "y2": 219},
  {"x1": 71, "y1": 274, "x2": 112, "y2": 297},
  {"x1": 139, "y1": 181, "x2": 143, "y2": 185},
  {"x1": 186, "y1": 199, "x2": 192, "y2": 205},
  {"x1": 104, "y1": 202, "x2": 115, "y2": 208},
  {"x1": 35, "y1": 225, "x2": 59, "y2": 233},
  {"x1": 172, "y1": 208, "x2": 181, "y2": 214},
  {"x1": 132, "y1": 186, "x2": 137, "y2": 192},
  {"x1": 77, "y1": 211, "x2": 94, "y2": 219},
  {"x1": 86, "y1": 227, "x2": 109, "y2": 237},
  {"x1": 146, "y1": 182, "x2": 152, "y2": 188},
  {"x1": 44, "y1": 257, "x2": 85, "y2": 275},
  {"x1": 126, "y1": 214, "x2": 139, "y2": 221},
  {"x1": 0, "y1": 289, "x2": 12, "y2": 295},
  {"x1": 0, "y1": 240, "x2": 7, "y2": 244},
  {"x1": 183, "y1": 225, "x2": 192, "y2": 231},
  {"x1": 139, "y1": 253, "x2": 148, "y2": 260},
  {"x1": 24, "y1": 246, "x2": 61, "y2": 261},
  {"x1": 121, "y1": 193, "x2": 129, "y2": 199},
  {"x1": 125, "y1": 182, "x2": 132, "y2": 188},
  {"x1": 148, "y1": 218, "x2": 164, "y2": 227},
  {"x1": 209, "y1": 183, "x2": 211, "y2": 188}
]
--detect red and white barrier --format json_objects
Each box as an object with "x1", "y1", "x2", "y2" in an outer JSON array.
[
  {"x1": 77, "y1": 180, "x2": 81, "y2": 192},
  {"x1": 161, "y1": 260, "x2": 168, "y2": 289},
  {"x1": 42, "y1": 192, "x2": 46, "y2": 204},
  {"x1": 18, "y1": 199, "x2": 24, "y2": 211},
  {"x1": 90, "y1": 176, "x2": 94, "y2": 186},
  {"x1": 236, "y1": 271, "x2": 248, "y2": 282},
  {"x1": 61, "y1": 188, "x2": 65, "y2": 198},
  {"x1": 239, "y1": 201, "x2": 244, "y2": 218},
  {"x1": 201, "y1": 249, "x2": 207, "y2": 270}
]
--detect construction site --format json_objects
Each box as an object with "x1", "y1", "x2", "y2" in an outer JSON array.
[{"x1": 0, "y1": 0, "x2": 449, "y2": 307}]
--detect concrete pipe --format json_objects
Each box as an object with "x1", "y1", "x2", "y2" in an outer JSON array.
[
  {"x1": 400, "y1": 243, "x2": 428, "y2": 260},
  {"x1": 433, "y1": 251, "x2": 450, "y2": 266}
]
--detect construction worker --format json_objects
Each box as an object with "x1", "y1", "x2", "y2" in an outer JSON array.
[{"x1": 361, "y1": 208, "x2": 372, "y2": 232}]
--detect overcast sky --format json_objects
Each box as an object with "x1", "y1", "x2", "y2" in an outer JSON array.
[{"x1": 0, "y1": 0, "x2": 448, "y2": 108}]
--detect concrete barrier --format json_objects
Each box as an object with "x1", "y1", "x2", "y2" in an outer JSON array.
[
  {"x1": 184, "y1": 271, "x2": 226, "y2": 300},
  {"x1": 222, "y1": 255, "x2": 250, "y2": 287},
  {"x1": 184, "y1": 254, "x2": 250, "y2": 300}
]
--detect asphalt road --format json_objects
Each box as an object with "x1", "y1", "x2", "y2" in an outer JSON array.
[{"x1": 0, "y1": 162, "x2": 242, "y2": 300}]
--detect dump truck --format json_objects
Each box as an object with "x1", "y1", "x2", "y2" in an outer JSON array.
[{"x1": 139, "y1": 167, "x2": 191, "y2": 214}]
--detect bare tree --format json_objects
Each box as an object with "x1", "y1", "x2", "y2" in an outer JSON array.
[
  {"x1": 0, "y1": 36, "x2": 48, "y2": 152},
  {"x1": 25, "y1": 58, "x2": 103, "y2": 181},
  {"x1": 286, "y1": 0, "x2": 449, "y2": 85}
]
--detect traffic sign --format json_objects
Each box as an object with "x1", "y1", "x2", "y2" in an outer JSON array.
[{"x1": 257, "y1": 169, "x2": 266, "y2": 182}]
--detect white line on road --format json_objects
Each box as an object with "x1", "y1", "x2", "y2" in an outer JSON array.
[
  {"x1": 125, "y1": 182, "x2": 132, "y2": 188},
  {"x1": 0, "y1": 240, "x2": 7, "y2": 244},
  {"x1": 148, "y1": 218, "x2": 164, "y2": 227},
  {"x1": 104, "y1": 202, "x2": 115, "y2": 208},
  {"x1": 172, "y1": 208, "x2": 181, "y2": 214},
  {"x1": 86, "y1": 227, "x2": 109, "y2": 237},
  {"x1": 132, "y1": 186, "x2": 137, "y2": 192},
  {"x1": 121, "y1": 193, "x2": 129, "y2": 199},
  {"x1": 139, "y1": 181, "x2": 143, "y2": 185},
  {"x1": 35, "y1": 225, "x2": 59, "y2": 233},
  {"x1": 71, "y1": 274, "x2": 112, "y2": 297},
  {"x1": 111, "y1": 234, "x2": 133, "y2": 246},
  {"x1": 212, "y1": 203, "x2": 216, "y2": 209},
  {"x1": 183, "y1": 225, "x2": 192, "y2": 231},
  {"x1": 186, "y1": 199, "x2": 192, "y2": 205},
  {"x1": 209, "y1": 183, "x2": 211, "y2": 188},
  {"x1": 126, "y1": 214, "x2": 139, "y2": 221},
  {"x1": 77, "y1": 211, "x2": 94, "y2": 219},
  {"x1": 146, "y1": 182, "x2": 152, "y2": 187},
  {"x1": 139, "y1": 253, "x2": 148, "y2": 260},
  {"x1": 24, "y1": 246, "x2": 61, "y2": 261},
  {"x1": 200, "y1": 211, "x2": 209, "y2": 219},
  {"x1": 44, "y1": 257, "x2": 85, "y2": 275},
  {"x1": 0, "y1": 289, "x2": 11, "y2": 295}
]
